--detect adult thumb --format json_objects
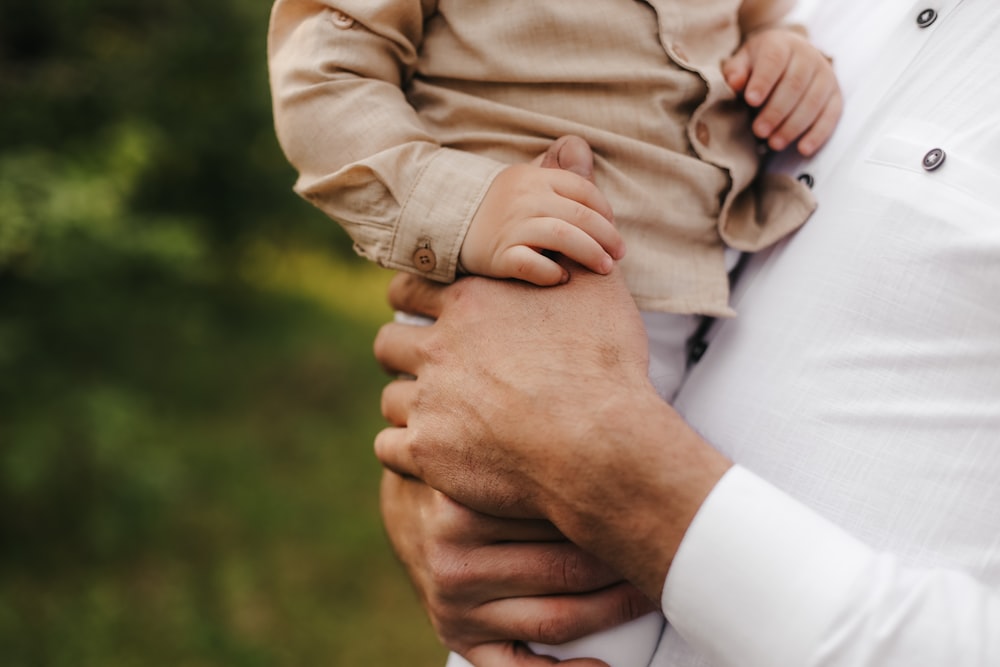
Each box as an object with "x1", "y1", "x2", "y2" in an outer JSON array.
[{"x1": 536, "y1": 135, "x2": 596, "y2": 184}]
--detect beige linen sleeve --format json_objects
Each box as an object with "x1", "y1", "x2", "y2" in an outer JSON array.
[{"x1": 267, "y1": 0, "x2": 505, "y2": 282}]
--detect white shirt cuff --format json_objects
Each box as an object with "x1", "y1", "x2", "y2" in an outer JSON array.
[{"x1": 660, "y1": 465, "x2": 872, "y2": 667}]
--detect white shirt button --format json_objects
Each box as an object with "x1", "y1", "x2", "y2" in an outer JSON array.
[
  {"x1": 922, "y1": 147, "x2": 946, "y2": 171},
  {"x1": 916, "y1": 8, "x2": 938, "y2": 28}
]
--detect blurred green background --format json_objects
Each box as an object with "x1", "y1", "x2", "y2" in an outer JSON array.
[{"x1": 0, "y1": 1, "x2": 445, "y2": 664}]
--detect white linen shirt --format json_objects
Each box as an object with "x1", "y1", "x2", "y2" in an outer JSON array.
[{"x1": 663, "y1": 1, "x2": 1000, "y2": 665}]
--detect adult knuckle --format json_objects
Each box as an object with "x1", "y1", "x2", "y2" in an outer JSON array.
[
  {"x1": 429, "y1": 607, "x2": 465, "y2": 647},
  {"x1": 406, "y1": 422, "x2": 434, "y2": 463},
  {"x1": 434, "y1": 494, "x2": 475, "y2": 536},
  {"x1": 534, "y1": 613, "x2": 575, "y2": 645},
  {"x1": 446, "y1": 278, "x2": 481, "y2": 313},
  {"x1": 561, "y1": 552, "x2": 580, "y2": 589},
  {"x1": 386, "y1": 272, "x2": 409, "y2": 308},
  {"x1": 372, "y1": 326, "x2": 390, "y2": 364},
  {"x1": 618, "y1": 588, "x2": 648, "y2": 623},
  {"x1": 428, "y1": 549, "x2": 475, "y2": 596},
  {"x1": 549, "y1": 550, "x2": 583, "y2": 589},
  {"x1": 372, "y1": 426, "x2": 387, "y2": 453},
  {"x1": 388, "y1": 271, "x2": 425, "y2": 312},
  {"x1": 492, "y1": 485, "x2": 524, "y2": 514},
  {"x1": 418, "y1": 332, "x2": 447, "y2": 365},
  {"x1": 378, "y1": 389, "x2": 392, "y2": 420}
]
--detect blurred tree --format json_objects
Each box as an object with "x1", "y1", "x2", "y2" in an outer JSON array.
[
  {"x1": 0, "y1": 0, "x2": 350, "y2": 259},
  {"x1": 0, "y1": 1, "x2": 443, "y2": 664}
]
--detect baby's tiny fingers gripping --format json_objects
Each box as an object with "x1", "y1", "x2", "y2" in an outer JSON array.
[
  {"x1": 514, "y1": 218, "x2": 615, "y2": 278},
  {"x1": 547, "y1": 170, "x2": 617, "y2": 233},
  {"x1": 722, "y1": 46, "x2": 752, "y2": 93},
  {"x1": 742, "y1": 34, "x2": 791, "y2": 108},
  {"x1": 765, "y1": 67, "x2": 836, "y2": 152},
  {"x1": 750, "y1": 49, "x2": 812, "y2": 140},
  {"x1": 494, "y1": 245, "x2": 569, "y2": 286},
  {"x1": 796, "y1": 89, "x2": 843, "y2": 156},
  {"x1": 561, "y1": 197, "x2": 625, "y2": 262}
]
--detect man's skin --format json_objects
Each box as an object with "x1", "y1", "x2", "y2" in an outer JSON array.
[
  {"x1": 376, "y1": 138, "x2": 733, "y2": 665},
  {"x1": 380, "y1": 472, "x2": 652, "y2": 666}
]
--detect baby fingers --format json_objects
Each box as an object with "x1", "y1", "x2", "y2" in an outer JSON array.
[{"x1": 496, "y1": 217, "x2": 618, "y2": 285}]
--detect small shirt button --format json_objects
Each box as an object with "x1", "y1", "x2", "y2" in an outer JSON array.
[
  {"x1": 688, "y1": 339, "x2": 709, "y2": 365},
  {"x1": 916, "y1": 8, "x2": 937, "y2": 28},
  {"x1": 331, "y1": 10, "x2": 355, "y2": 29},
  {"x1": 922, "y1": 147, "x2": 946, "y2": 171},
  {"x1": 797, "y1": 173, "x2": 815, "y2": 189},
  {"x1": 413, "y1": 245, "x2": 437, "y2": 272},
  {"x1": 695, "y1": 121, "x2": 711, "y2": 147}
]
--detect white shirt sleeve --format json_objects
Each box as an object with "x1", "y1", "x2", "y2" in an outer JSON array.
[{"x1": 661, "y1": 466, "x2": 1000, "y2": 666}]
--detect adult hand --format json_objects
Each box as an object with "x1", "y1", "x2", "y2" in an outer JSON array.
[
  {"x1": 374, "y1": 265, "x2": 731, "y2": 599},
  {"x1": 381, "y1": 469, "x2": 656, "y2": 666}
]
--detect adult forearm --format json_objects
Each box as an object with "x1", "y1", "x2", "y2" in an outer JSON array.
[{"x1": 541, "y1": 388, "x2": 732, "y2": 601}]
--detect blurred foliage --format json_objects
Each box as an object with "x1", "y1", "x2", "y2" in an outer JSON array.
[{"x1": 0, "y1": 0, "x2": 444, "y2": 665}]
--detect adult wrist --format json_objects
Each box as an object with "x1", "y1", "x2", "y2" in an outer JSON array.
[{"x1": 551, "y1": 388, "x2": 732, "y2": 601}]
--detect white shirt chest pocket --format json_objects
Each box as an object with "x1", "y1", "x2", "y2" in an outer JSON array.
[{"x1": 864, "y1": 128, "x2": 1000, "y2": 226}]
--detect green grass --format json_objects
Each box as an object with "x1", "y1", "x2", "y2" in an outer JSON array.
[{"x1": 0, "y1": 248, "x2": 448, "y2": 666}]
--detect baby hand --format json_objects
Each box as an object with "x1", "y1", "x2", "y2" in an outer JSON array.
[
  {"x1": 723, "y1": 27, "x2": 842, "y2": 156},
  {"x1": 460, "y1": 158, "x2": 624, "y2": 286}
]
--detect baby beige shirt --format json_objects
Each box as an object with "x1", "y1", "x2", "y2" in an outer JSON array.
[{"x1": 269, "y1": 0, "x2": 815, "y2": 316}]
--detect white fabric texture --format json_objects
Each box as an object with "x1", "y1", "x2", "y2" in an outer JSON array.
[{"x1": 660, "y1": 1, "x2": 1000, "y2": 665}]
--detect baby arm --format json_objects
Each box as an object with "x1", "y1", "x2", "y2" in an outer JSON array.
[
  {"x1": 460, "y1": 153, "x2": 624, "y2": 286},
  {"x1": 725, "y1": 1, "x2": 842, "y2": 156},
  {"x1": 269, "y1": 1, "x2": 510, "y2": 283}
]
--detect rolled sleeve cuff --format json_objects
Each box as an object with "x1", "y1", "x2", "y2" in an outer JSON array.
[
  {"x1": 661, "y1": 465, "x2": 872, "y2": 667},
  {"x1": 389, "y1": 147, "x2": 506, "y2": 283}
]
